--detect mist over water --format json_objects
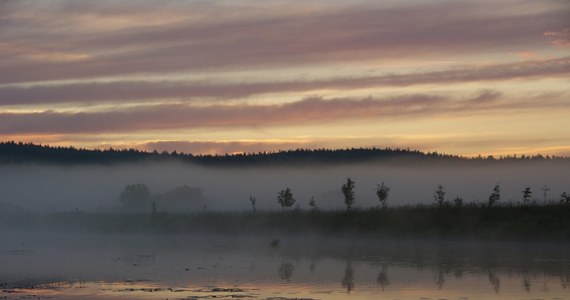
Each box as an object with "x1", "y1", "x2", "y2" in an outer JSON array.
[
  {"x1": 1, "y1": 230, "x2": 569, "y2": 299},
  {"x1": 1, "y1": 160, "x2": 569, "y2": 299},
  {"x1": 0, "y1": 160, "x2": 568, "y2": 212}
]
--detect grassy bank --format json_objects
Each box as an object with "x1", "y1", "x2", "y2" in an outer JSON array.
[{"x1": 3, "y1": 204, "x2": 569, "y2": 240}]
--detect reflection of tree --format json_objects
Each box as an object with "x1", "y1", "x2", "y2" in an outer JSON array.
[
  {"x1": 561, "y1": 274, "x2": 570, "y2": 289},
  {"x1": 540, "y1": 274, "x2": 549, "y2": 293},
  {"x1": 341, "y1": 261, "x2": 355, "y2": 293},
  {"x1": 453, "y1": 269, "x2": 463, "y2": 279},
  {"x1": 488, "y1": 270, "x2": 500, "y2": 293},
  {"x1": 376, "y1": 270, "x2": 389, "y2": 291},
  {"x1": 309, "y1": 260, "x2": 316, "y2": 275},
  {"x1": 248, "y1": 261, "x2": 256, "y2": 272},
  {"x1": 523, "y1": 277, "x2": 531, "y2": 292},
  {"x1": 435, "y1": 268, "x2": 445, "y2": 290},
  {"x1": 278, "y1": 262, "x2": 294, "y2": 282}
]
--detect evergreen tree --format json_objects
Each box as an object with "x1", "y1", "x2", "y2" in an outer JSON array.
[{"x1": 488, "y1": 184, "x2": 501, "y2": 208}]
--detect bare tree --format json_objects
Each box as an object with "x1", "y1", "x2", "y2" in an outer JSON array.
[
  {"x1": 151, "y1": 201, "x2": 157, "y2": 216},
  {"x1": 249, "y1": 195, "x2": 256, "y2": 214},
  {"x1": 341, "y1": 178, "x2": 356, "y2": 211}
]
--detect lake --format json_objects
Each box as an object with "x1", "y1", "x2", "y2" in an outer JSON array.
[{"x1": 1, "y1": 230, "x2": 569, "y2": 299}]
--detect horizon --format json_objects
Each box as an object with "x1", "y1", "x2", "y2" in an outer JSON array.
[
  {"x1": 2, "y1": 2, "x2": 570, "y2": 298},
  {"x1": 0, "y1": 1, "x2": 569, "y2": 157},
  {"x1": 2, "y1": 140, "x2": 569, "y2": 160}
]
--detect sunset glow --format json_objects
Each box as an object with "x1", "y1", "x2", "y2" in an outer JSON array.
[{"x1": 1, "y1": 0, "x2": 569, "y2": 156}]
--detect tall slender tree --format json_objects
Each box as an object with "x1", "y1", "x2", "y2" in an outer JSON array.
[
  {"x1": 488, "y1": 184, "x2": 501, "y2": 208},
  {"x1": 433, "y1": 184, "x2": 446, "y2": 208},
  {"x1": 341, "y1": 178, "x2": 356, "y2": 211},
  {"x1": 249, "y1": 195, "x2": 257, "y2": 214}
]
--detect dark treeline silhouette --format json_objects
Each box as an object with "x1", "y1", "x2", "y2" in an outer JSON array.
[
  {"x1": 1, "y1": 141, "x2": 568, "y2": 166},
  {"x1": 0, "y1": 141, "x2": 162, "y2": 164}
]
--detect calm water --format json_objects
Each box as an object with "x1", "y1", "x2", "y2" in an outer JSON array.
[{"x1": 1, "y1": 231, "x2": 569, "y2": 300}]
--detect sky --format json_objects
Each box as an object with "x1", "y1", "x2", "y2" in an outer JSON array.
[{"x1": 0, "y1": 0, "x2": 569, "y2": 156}]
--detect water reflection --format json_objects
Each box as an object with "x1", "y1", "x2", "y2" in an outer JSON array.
[
  {"x1": 435, "y1": 267, "x2": 445, "y2": 290},
  {"x1": 1, "y1": 233, "x2": 569, "y2": 299},
  {"x1": 277, "y1": 262, "x2": 294, "y2": 282},
  {"x1": 341, "y1": 261, "x2": 355, "y2": 293},
  {"x1": 540, "y1": 274, "x2": 549, "y2": 293},
  {"x1": 308, "y1": 261, "x2": 316, "y2": 274},
  {"x1": 488, "y1": 270, "x2": 501, "y2": 293},
  {"x1": 375, "y1": 270, "x2": 389, "y2": 291},
  {"x1": 523, "y1": 276, "x2": 531, "y2": 292},
  {"x1": 561, "y1": 274, "x2": 570, "y2": 288}
]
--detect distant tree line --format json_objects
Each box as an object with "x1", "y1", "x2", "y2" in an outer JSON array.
[
  {"x1": 120, "y1": 183, "x2": 206, "y2": 213},
  {"x1": 1, "y1": 141, "x2": 568, "y2": 166},
  {"x1": 430, "y1": 183, "x2": 570, "y2": 209},
  {"x1": 31, "y1": 180, "x2": 570, "y2": 216},
  {"x1": 263, "y1": 180, "x2": 569, "y2": 213}
]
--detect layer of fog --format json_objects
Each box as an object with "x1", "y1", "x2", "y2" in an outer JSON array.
[
  {"x1": 0, "y1": 161, "x2": 569, "y2": 212},
  {"x1": 1, "y1": 229, "x2": 569, "y2": 293}
]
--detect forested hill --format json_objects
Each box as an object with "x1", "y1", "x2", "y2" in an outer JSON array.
[{"x1": 0, "y1": 141, "x2": 567, "y2": 166}]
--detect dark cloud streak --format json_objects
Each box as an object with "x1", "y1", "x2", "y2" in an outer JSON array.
[
  {"x1": 0, "y1": 91, "x2": 567, "y2": 135},
  {"x1": 0, "y1": 57, "x2": 568, "y2": 105},
  {"x1": 0, "y1": 1, "x2": 568, "y2": 84},
  {"x1": 0, "y1": 95, "x2": 444, "y2": 134}
]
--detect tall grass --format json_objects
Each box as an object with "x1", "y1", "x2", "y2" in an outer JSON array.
[{"x1": 2, "y1": 202, "x2": 569, "y2": 240}]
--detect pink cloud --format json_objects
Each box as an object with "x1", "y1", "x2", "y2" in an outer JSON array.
[
  {"x1": 544, "y1": 28, "x2": 570, "y2": 48},
  {"x1": 0, "y1": 1, "x2": 567, "y2": 84},
  {"x1": 0, "y1": 56, "x2": 567, "y2": 106},
  {"x1": 0, "y1": 90, "x2": 567, "y2": 135}
]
